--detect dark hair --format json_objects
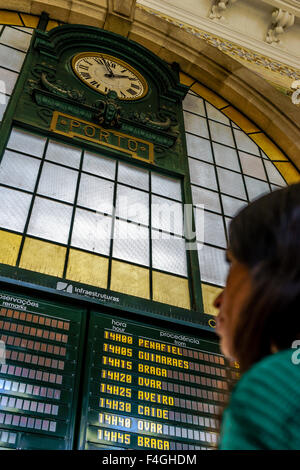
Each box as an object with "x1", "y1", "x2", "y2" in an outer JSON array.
[{"x1": 228, "y1": 182, "x2": 300, "y2": 374}]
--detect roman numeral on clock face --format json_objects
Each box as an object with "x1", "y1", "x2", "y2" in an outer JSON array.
[
  {"x1": 80, "y1": 72, "x2": 91, "y2": 79},
  {"x1": 126, "y1": 88, "x2": 137, "y2": 96},
  {"x1": 90, "y1": 80, "x2": 100, "y2": 88}
]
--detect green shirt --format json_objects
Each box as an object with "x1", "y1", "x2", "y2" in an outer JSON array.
[{"x1": 219, "y1": 348, "x2": 300, "y2": 450}]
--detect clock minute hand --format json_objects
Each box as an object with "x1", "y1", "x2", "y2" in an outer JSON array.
[
  {"x1": 104, "y1": 74, "x2": 131, "y2": 79},
  {"x1": 100, "y1": 56, "x2": 114, "y2": 77}
]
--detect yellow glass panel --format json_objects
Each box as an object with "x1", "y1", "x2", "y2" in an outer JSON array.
[
  {"x1": 0, "y1": 230, "x2": 21, "y2": 266},
  {"x1": 19, "y1": 238, "x2": 66, "y2": 277},
  {"x1": 66, "y1": 249, "x2": 108, "y2": 288},
  {"x1": 179, "y1": 72, "x2": 194, "y2": 87},
  {"x1": 0, "y1": 11, "x2": 22, "y2": 25},
  {"x1": 222, "y1": 107, "x2": 259, "y2": 133},
  {"x1": 273, "y1": 162, "x2": 300, "y2": 185},
  {"x1": 191, "y1": 82, "x2": 228, "y2": 109},
  {"x1": 20, "y1": 14, "x2": 39, "y2": 28},
  {"x1": 201, "y1": 283, "x2": 223, "y2": 316},
  {"x1": 152, "y1": 271, "x2": 190, "y2": 309},
  {"x1": 250, "y1": 133, "x2": 288, "y2": 161},
  {"x1": 46, "y1": 20, "x2": 60, "y2": 31},
  {"x1": 110, "y1": 260, "x2": 150, "y2": 299}
]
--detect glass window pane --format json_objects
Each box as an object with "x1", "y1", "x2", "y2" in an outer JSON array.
[
  {"x1": 83, "y1": 151, "x2": 115, "y2": 179},
  {"x1": 0, "y1": 93, "x2": 8, "y2": 121},
  {"x1": 206, "y1": 103, "x2": 230, "y2": 125},
  {"x1": 244, "y1": 176, "x2": 270, "y2": 201},
  {"x1": 112, "y1": 220, "x2": 149, "y2": 266},
  {"x1": 233, "y1": 129, "x2": 260, "y2": 155},
  {"x1": 0, "y1": 67, "x2": 18, "y2": 95},
  {"x1": 239, "y1": 152, "x2": 267, "y2": 180},
  {"x1": 183, "y1": 93, "x2": 205, "y2": 116},
  {"x1": 264, "y1": 160, "x2": 286, "y2": 186},
  {"x1": 189, "y1": 159, "x2": 217, "y2": 190},
  {"x1": 152, "y1": 230, "x2": 187, "y2": 276},
  {"x1": 0, "y1": 187, "x2": 31, "y2": 232},
  {"x1": 198, "y1": 244, "x2": 228, "y2": 286},
  {"x1": 209, "y1": 121, "x2": 234, "y2": 147},
  {"x1": 191, "y1": 186, "x2": 221, "y2": 213},
  {"x1": 195, "y1": 209, "x2": 226, "y2": 248},
  {"x1": 37, "y1": 162, "x2": 78, "y2": 203},
  {"x1": 71, "y1": 208, "x2": 112, "y2": 256},
  {"x1": 151, "y1": 195, "x2": 183, "y2": 235},
  {"x1": 186, "y1": 134, "x2": 213, "y2": 163},
  {"x1": 183, "y1": 112, "x2": 209, "y2": 138},
  {"x1": 212, "y1": 142, "x2": 240, "y2": 171},
  {"x1": 151, "y1": 173, "x2": 182, "y2": 201},
  {"x1": 118, "y1": 161, "x2": 149, "y2": 190},
  {"x1": 27, "y1": 197, "x2": 73, "y2": 244},
  {"x1": 217, "y1": 167, "x2": 247, "y2": 199},
  {"x1": 221, "y1": 194, "x2": 247, "y2": 217},
  {"x1": 46, "y1": 141, "x2": 81, "y2": 169},
  {"x1": 0, "y1": 150, "x2": 40, "y2": 191},
  {"x1": 0, "y1": 44, "x2": 25, "y2": 72},
  {"x1": 7, "y1": 128, "x2": 46, "y2": 157},
  {"x1": 116, "y1": 184, "x2": 149, "y2": 225},
  {"x1": 0, "y1": 27, "x2": 32, "y2": 52},
  {"x1": 77, "y1": 173, "x2": 114, "y2": 214}
]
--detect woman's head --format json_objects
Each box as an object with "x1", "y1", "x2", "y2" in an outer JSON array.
[{"x1": 214, "y1": 182, "x2": 300, "y2": 373}]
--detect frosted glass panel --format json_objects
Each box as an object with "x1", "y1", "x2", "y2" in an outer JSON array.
[
  {"x1": 209, "y1": 121, "x2": 234, "y2": 147},
  {"x1": 217, "y1": 167, "x2": 247, "y2": 199},
  {"x1": 188, "y1": 159, "x2": 217, "y2": 190},
  {"x1": 116, "y1": 184, "x2": 149, "y2": 225},
  {"x1": 213, "y1": 143, "x2": 240, "y2": 171},
  {"x1": 0, "y1": 68, "x2": 18, "y2": 94},
  {"x1": 151, "y1": 195, "x2": 183, "y2": 235},
  {"x1": 233, "y1": 129, "x2": 260, "y2": 155},
  {"x1": 27, "y1": 197, "x2": 72, "y2": 244},
  {"x1": 206, "y1": 103, "x2": 230, "y2": 125},
  {"x1": 118, "y1": 161, "x2": 149, "y2": 190},
  {"x1": 71, "y1": 208, "x2": 112, "y2": 256},
  {"x1": 46, "y1": 141, "x2": 81, "y2": 169},
  {"x1": 197, "y1": 244, "x2": 228, "y2": 286},
  {"x1": 186, "y1": 135, "x2": 213, "y2": 163},
  {"x1": 77, "y1": 173, "x2": 114, "y2": 214},
  {"x1": 152, "y1": 230, "x2": 187, "y2": 276},
  {"x1": 37, "y1": 163, "x2": 78, "y2": 203},
  {"x1": 221, "y1": 194, "x2": 247, "y2": 217},
  {"x1": 183, "y1": 112, "x2": 209, "y2": 138},
  {"x1": 0, "y1": 27, "x2": 32, "y2": 52},
  {"x1": 7, "y1": 128, "x2": 46, "y2": 157},
  {"x1": 83, "y1": 151, "x2": 115, "y2": 179},
  {"x1": 183, "y1": 93, "x2": 205, "y2": 116},
  {"x1": 0, "y1": 187, "x2": 31, "y2": 232},
  {"x1": 264, "y1": 160, "x2": 286, "y2": 186},
  {"x1": 0, "y1": 150, "x2": 40, "y2": 191},
  {"x1": 195, "y1": 209, "x2": 227, "y2": 248},
  {"x1": 0, "y1": 44, "x2": 25, "y2": 72},
  {"x1": 239, "y1": 152, "x2": 267, "y2": 180},
  {"x1": 245, "y1": 176, "x2": 269, "y2": 201},
  {"x1": 191, "y1": 186, "x2": 221, "y2": 213},
  {"x1": 112, "y1": 220, "x2": 149, "y2": 266},
  {"x1": 151, "y1": 173, "x2": 182, "y2": 201}
]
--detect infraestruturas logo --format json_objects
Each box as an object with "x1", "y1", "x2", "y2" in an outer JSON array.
[{"x1": 56, "y1": 282, "x2": 73, "y2": 293}]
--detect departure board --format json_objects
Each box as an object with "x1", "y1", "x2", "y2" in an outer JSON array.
[
  {"x1": 79, "y1": 312, "x2": 239, "y2": 450},
  {"x1": 0, "y1": 290, "x2": 85, "y2": 450}
]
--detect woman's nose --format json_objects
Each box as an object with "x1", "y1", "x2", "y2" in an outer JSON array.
[{"x1": 213, "y1": 291, "x2": 223, "y2": 309}]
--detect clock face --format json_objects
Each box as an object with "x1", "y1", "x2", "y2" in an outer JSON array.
[{"x1": 72, "y1": 52, "x2": 148, "y2": 100}]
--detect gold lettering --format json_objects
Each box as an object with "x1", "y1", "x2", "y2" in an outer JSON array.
[
  {"x1": 84, "y1": 125, "x2": 96, "y2": 137},
  {"x1": 70, "y1": 119, "x2": 80, "y2": 132},
  {"x1": 99, "y1": 130, "x2": 109, "y2": 143},
  {"x1": 128, "y1": 139, "x2": 138, "y2": 151}
]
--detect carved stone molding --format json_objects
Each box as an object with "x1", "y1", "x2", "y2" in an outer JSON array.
[
  {"x1": 209, "y1": 0, "x2": 238, "y2": 21},
  {"x1": 266, "y1": 8, "x2": 295, "y2": 44}
]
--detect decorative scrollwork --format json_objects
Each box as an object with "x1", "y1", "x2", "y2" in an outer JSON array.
[{"x1": 93, "y1": 91, "x2": 121, "y2": 128}]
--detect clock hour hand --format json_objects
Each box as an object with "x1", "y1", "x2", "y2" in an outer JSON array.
[
  {"x1": 104, "y1": 74, "x2": 131, "y2": 79},
  {"x1": 100, "y1": 56, "x2": 114, "y2": 77}
]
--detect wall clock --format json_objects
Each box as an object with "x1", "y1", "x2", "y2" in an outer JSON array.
[{"x1": 72, "y1": 52, "x2": 148, "y2": 100}]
